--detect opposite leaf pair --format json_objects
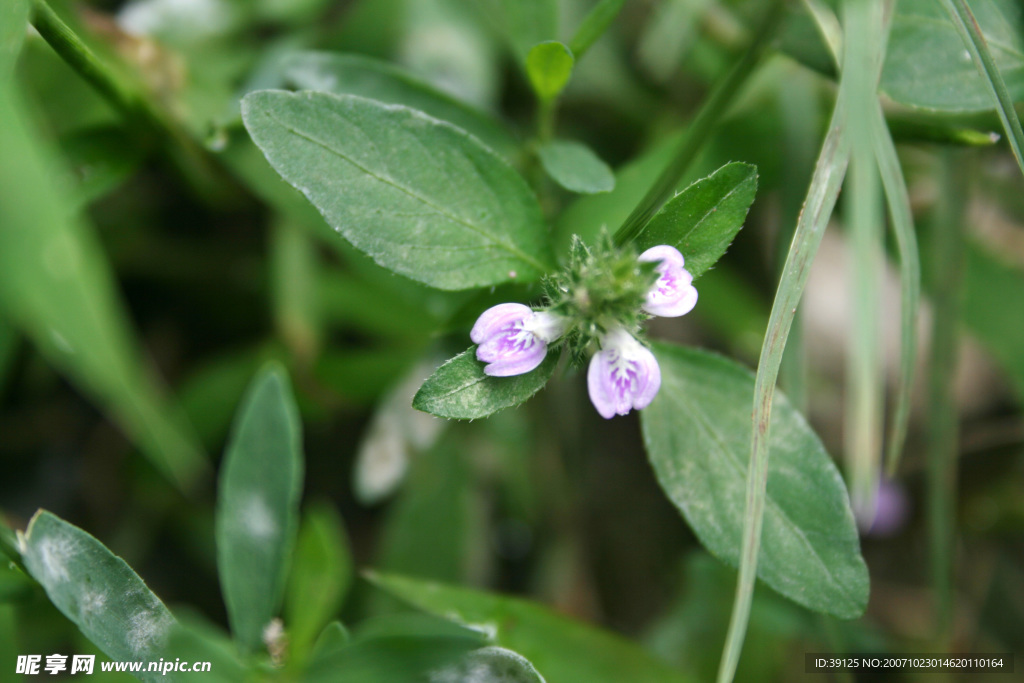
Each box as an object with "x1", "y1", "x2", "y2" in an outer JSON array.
[{"x1": 471, "y1": 245, "x2": 697, "y2": 418}]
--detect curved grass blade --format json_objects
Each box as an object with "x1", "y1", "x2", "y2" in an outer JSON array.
[
  {"x1": 568, "y1": 0, "x2": 626, "y2": 60},
  {"x1": 941, "y1": 0, "x2": 1024, "y2": 178}
]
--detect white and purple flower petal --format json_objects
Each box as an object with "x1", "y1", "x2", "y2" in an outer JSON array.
[
  {"x1": 471, "y1": 304, "x2": 566, "y2": 377},
  {"x1": 587, "y1": 328, "x2": 661, "y2": 419},
  {"x1": 639, "y1": 245, "x2": 697, "y2": 317}
]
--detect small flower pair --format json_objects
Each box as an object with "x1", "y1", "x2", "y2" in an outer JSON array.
[{"x1": 471, "y1": 244, "x2": 697, "y2": 418}]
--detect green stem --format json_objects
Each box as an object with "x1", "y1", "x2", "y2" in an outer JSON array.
[
  {"x1": 927, "y1": 150, "x2": 966, "y2": 643},
  {"x1": 942, "y1": 0, "x2": 1024, "y2": 178},
  {"x1": 613, "y1": 0, "x2": 786, "y2": 247},
  {"x1": 29, "y1": 0, "x2": 233, "y2": 204}
]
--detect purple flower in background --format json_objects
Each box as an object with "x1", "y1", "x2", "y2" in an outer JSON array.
[
  {"x1": 639, "y1": 245, "x2": 697, "y2": 317},
  {"x1": 588, "y1": 328, "x2": 661, "y2": 419},
  {"x1": 471, "y1": 303, "x2": 567, "y2": 377}
]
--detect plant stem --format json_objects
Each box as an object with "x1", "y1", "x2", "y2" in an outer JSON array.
[
  {"x1": 942, "y1": 0, "x2": 1024, "y2": 178},
  {"x1": 29, "y1": 0, "x2": 233, "y2": 204},
  {"x1": 613, "y1": 0, "x2": 786, "y2": 247}
]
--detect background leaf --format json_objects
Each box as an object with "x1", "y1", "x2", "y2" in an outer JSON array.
[
  {"x1": 413, "y1": 346, "x2": 558, "y2": 419},
  {"x1": 242, "y1": 90, "x2": 552, "y2": 290},
  {"x1": 882, "y1": 0, "x2": 1024, "y2": 111},
  {"x1": 281, "y1": 51, "x2": 517, "y2": 160},
  {"x1": 634, "y1": 162, "x2": 758, "y2": 279},
  {"x1": 216, "y1": 364, "x2": 304, "y2": 652},
  {"x1": 526, "y1": 41, "x2": 574, "y2": 101},
  {"x1": 538, "y1": 139, "x2": 615, "y2": 194},
  {"x1": 641, "y1": 343, "x2": 869, "y2": 619},
  {"x1": 0, "y1": 0, "x2": 28, "y2": 83},
  {"x1": 367, "y1": 573, "x2": 692, "y2": 683},
  {"x1": 20, "y1": 511, "x2": 175, "y2": 681},
  {"x1": 0, "y1": 83, "x2": 206, "y2": 490}
]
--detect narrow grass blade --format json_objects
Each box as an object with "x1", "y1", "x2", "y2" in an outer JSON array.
[
  {"x1": 568, "y1": 0, "x2": 626, "y2": 60},
  {"x1": 941, "y1": 0, "x2": 1024, "y2": 178},
  {"x1": 872, "y1": 102, "x2": 920, "y2": 477}
]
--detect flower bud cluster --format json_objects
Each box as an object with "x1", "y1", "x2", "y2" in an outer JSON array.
[{"x1": 470, "y1": 234, "x2": 697, "y2": 418}]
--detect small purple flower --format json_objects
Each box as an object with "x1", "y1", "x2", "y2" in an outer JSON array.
[
  {"x1": 588, "y1": 328, "x2": 661, "y2": 419},
  {"x1": 639, "y1": 245, "x2": 697, "y2": 317},
  {"x1": 471, "y1": 303, "x2": 566, "y2": 377}
]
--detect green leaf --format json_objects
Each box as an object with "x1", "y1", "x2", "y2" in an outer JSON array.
[
  {"x1": 310, "y1": 620, "x2": 350, "y2": 660},
  {"x1": 60, "y1": 125, "x2": 144, "y2": 208},
  {"x1": 367, "y1": 572, "x2": 692, "y2": 683},
  {"x1": 216, "y1": 364, "x2": 304, "y2": 652},
  {"x1": 242, "y1": 90, "x2": 552, "y2": 290},
  {"x1": 640, "y1": 343, "x2": 869, "y2": 619},
  {"x1": 526, "y1": 41, "x2": 574, "y2": 101},
  {"x1": 569, "y1": 0, "x2": 627, "y2": 60},
  {"x1": 19, "y1": 511, "x2": 175, "y2": 681},
  {"x1": 0, "y1": 0, "x2": 28, "y2": 83},
  {"x1": 413, "y1": 346, "x2": 558, "y2": 419},
  {"x1": 304, "y1": 612, "x2": 485, "y2": 683},
  {"x1": 538, "y1": 140, "x2": 615, "y2": 194},
  {"x1": 161, "y1": 613, "x2": 247, "y2": 683},
  {"x1": 478, "y1": 0, "x2": 559, "y2": 64},
  {"x1": 0, "y1": 83, "x2": 206, "y2": 491},
  {"x1": 285, "y1": 502, "x2": 353, "y2": 663},
  {"x1": 882, "y1": 0, "x2": 1024, "y2": 111},
  {"x1": 634, "y1": 162, "x2": 758, "y2": 280},
  {"x1": 282, "y1": 52, "x2": 517, "y2": 160},
  {"x1": 431, "y1": 646, "x2": 547, "y2": 683}
]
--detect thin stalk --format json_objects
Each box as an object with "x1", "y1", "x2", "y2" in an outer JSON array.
[
  {"x1": 29, "y1": 0, "x2": 233, "y2": 204},
  {"x1": 873, "y1": 102, "x2": 920, "y2": 477},
  {"x1": 927, "y1": 150, "x2": 966, "y2": 642},
  {"x1": 942, "y1": 0, "x2": 1024, "y2": 178},
  {"x1": 716, "y1": 92, "x2": 851, "y2": 683},
  {"x1": 614, "y1": 0, "x2": 786, "y2": 247}
]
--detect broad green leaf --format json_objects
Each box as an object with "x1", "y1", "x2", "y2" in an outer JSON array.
[
  {"x1": 0, "y1": 85, "x2": 205, "y2": 491},
  {"x1": 19, "y1": 511, "x2": 175, "y2": 681},
  {"x1": 431, "y1": 646, "x2": 547, "y2": 683},
  {"x1": 0, "y1": 0, "x2": 28, "y2": 82},
  {"x1": 538, "y1": 140, "x2": 615, "y2": 194},
  {"x1": 285, "y1": 502, "x2": 353, "y2": 663},
  {"x1": 882, "y1": 0, "x2": 1024, "y2": 111},
  {"x1": 526, "y1": 41, "x2": 574, "y2": 101},
  {"x1": 304, "y1": 613, "x2": 485, "y2": 683},
  {"x1": 242, "y1": 90, "x2": 552, "y2": 290},
  {"x1": 367, "y1": 573, "x2": 692, "y2": 683},
  {"x1": 641, "y1": 343, "x2": 869, "y2": 619},
  {"x1": 634, "y1": 162, "x2": 758, "y2": 280},
  {"x1": 281, "y1": 52, "x2": 517, "y2": 159},
  {"x1": 413, "y1": 346, "x2": 558, "y2": 419},
  {"x1": 216, "y1": 364, "x2": 304, "y2": 652}
]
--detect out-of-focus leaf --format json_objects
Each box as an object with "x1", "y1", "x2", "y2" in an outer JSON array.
[
  {"x1": 242, "y1": 90, "x2": 552, "y2": 290},
  {"x1": 0, "y1": 560, "x2": 32, "y2": 604},
  {"x1": 282, "y1": 52, "x2": 516, "y2": 159},
  {"x1": 962, "y1": 240, "x2": 1024, "y2": 397},
  {"x1": 569, "y1": 0, "x2": 626, "y2": 59},
  {"x1": 367, "y1": 573, "x2": 692, "y2": 683},
  {"x1": 271, "y1": 218, "x2": 321, "y2": 362},
  {"x1": 304, "y1": 612, "x2": 486, "y2": 683},
  {"x1": 882, "y1": 0, "x2": 1024, "y2": 111},
  {"x1": 413, "y1": 347, "x2": 558, "y2": 419},
  {"x1": 634, "y1": 162, "x2": 757, "y2": 279},
  {"x1": 285, "y1": 502, "x2": 353, "y2": 663},
  {"x1": 0, "y1": 0, "x2": 28, "y2": 82},
  {"x1": 0, "y1": 313, "x2": 17, "y2": 392},
  {"x1": 476, "y1": 0, "x2": 558, "y2": 64},
  {"x1": 160, "y1": 612, "x2": 247, "y2": 682},
  {"x1": 431, "y1": 646, "x2": 547, "y2": 683},
  {"x1": 538, "y1": 140, "x2": 614, "y2": 194},
  {"x1": 316, "y1": 347, "x2": 421, "y2": 404},
  {"x1": 310, "y1": 620, "x2": 350, "y2": 661},
  {"x1": 0, "y1": 86, "x2": 205, "y2": 490},
  {"x1": 60, "y1": 126, "x2": 145, "y2": 208},
  {"x1": 216, "y1": 364, "x2": 303, "y2": 652},
  {"x1": 20, "y1": 511, "x2": 175, "y2": 681},
  {"x1": 526, "y1": 41, "x2": 574, "y2": 101},
  {"x1": 641, "y1": 343, "x2": 869, "y2": 618}
]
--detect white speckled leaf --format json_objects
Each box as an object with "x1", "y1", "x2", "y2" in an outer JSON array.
[
  {"x1": 20, "y1": 511, "x2": 175, "y2": 682},
  {"x1": 431, "y1": 646, "x2": 546, "y2": 683},
  {"x1": 215, "y1": 364, "x2": 303, "y2": 652},
  {"x1": 242, "y1": 90, "x2": 552, "y2": 290}
]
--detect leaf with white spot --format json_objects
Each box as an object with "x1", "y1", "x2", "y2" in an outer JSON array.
[
  {"x1": 216, "y1": 363, "x2": 304, "y2": 652},
  {"x1": 430, "y1": 646, "x2": 546, "y2": 683},
  {"x1": 19, "y1": 511, "x2": 175, "y2": 682}
]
